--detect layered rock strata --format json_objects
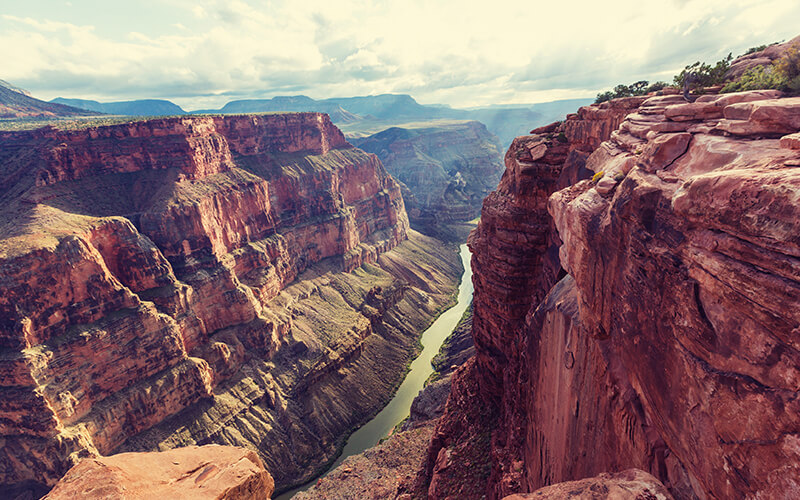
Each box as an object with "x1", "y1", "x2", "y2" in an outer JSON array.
[
  {"x1": 424, "y1": 90, "x2": 800, "y2": 499},
  {"x1": 352, "y1": 121, "x2": 504, "y2": 240},
  {"x1": 44, "y1": 445, "x2": 273, "y2": 500},
  {"x1": 0, "y1": 114, "x2": 462, "y2": 494}
]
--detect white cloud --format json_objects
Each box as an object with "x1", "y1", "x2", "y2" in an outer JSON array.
[{"x1": 1, "y1": 0, "x2": 799, "y2": 109}]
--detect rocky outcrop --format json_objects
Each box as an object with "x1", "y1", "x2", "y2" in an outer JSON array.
[
  {"x1": 0, "y1": 114, "x2": 463, "y2": 494},
  {"x1": 503, "y1": 469, "x2": 672, "y2": 500},
  {"x1": 726, "y1": 35, "x2": 800, "y2": 81},
  {"x1": 44, "y1": 445, "x2": 273, "y2": 500},
  {"x1": 422, "y1": 90, "x2": 800, "y2": 499},
  {"x1": 294, "y1": 424, "x2": 434, "y2": 500},
  {"x1": 352, "y1": 121, "x2": 504, "y2": 239}
]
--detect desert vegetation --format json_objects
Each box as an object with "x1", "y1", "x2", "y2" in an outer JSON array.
[
  {"x1": 595, "y1": 40, "x2": 800, "y2": 104},
  {"x1": 595, "y1": 81, "x2": 669, "y2": 103}
]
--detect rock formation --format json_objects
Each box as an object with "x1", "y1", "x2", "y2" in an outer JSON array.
[
  {"x1": 725, "y1": 35, "x2": 800, "y2": 81},
  {"x1": 44, "y1": 445, "x2": 273, "y2": 500},
  {"x1": 503, "y1": 469, "x2": 672, "y2": 500},
  {"x1": 352, "y1": 121, "x2": 504, "y2": 240},
  {"x1": 0, "y1": 113, "x2": 463, "y2": 495},
  {"x1": 422, "y1": 90, "x2": 800, "y2": 499}
]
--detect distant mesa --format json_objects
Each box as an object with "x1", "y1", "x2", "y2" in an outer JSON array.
[{"x1": 50, "y1": 97, "x2": 187, "y2": 116}]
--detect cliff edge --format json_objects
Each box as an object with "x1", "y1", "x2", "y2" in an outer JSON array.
[{"x1": 422, "y1": 90, "x2": 800, "y2": 499}]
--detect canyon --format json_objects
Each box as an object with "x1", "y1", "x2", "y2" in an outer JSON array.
[
  {"x1": 4, "y1": 74, "x2": 800, "y2": 500},
  {"x1": 0, "y1": 113, "x2": 463, "y2": 495}
]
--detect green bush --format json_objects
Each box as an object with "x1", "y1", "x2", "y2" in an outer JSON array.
[
  {"x1": 721, "y1": 65, "x2": 785, "y2": 92},
  {"x1": 775, "y1": 45, "x2": 800, "y2": 92},
  {"x1": 743, "y1": 45, "x2": 768, "y2": 55},
  {"x1": 720, "y1": 44, "x2": 800, "y2": 94},
  {"x1": 594, "y1": 80, "x2": 670, "y2": 103},
  {"x1": 673, "y1": 53, "x2": 732, "y2": 90}
]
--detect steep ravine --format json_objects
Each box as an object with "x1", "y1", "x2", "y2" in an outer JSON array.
[
  {"x1": 0, "y1": 113, "x2": 463, "y2": 494},
  {"x1": 422, "y1": 90, "x2": 800, "y2": 499}
]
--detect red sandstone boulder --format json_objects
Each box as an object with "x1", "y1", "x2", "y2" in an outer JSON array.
[
  {"x1": 718, "y1": 96, "x2": 800, "y2": 136},
  {"x1": 43, "y1": 445, "x2": 273, "y2": 500},
  {"x1": 780, "y1": 132, "x2": 800, "y2": 149},
  {"x1": 502, "y1": 469, "x2": 672, "y2": 500}
]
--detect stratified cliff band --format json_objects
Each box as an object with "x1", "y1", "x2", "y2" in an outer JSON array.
[
  {"x1": 422, "y1": 90, "x2": 800, "y2": 499},
  {"x1": 0, "y1": 113, "x2": 462, "y2": 493}
]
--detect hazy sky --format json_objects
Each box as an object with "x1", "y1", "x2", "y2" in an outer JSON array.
[{"x1": 2, "y1": 0, "x2": 799, "y2": 110}]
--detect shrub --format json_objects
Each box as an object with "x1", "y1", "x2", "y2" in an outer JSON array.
[
  {"x1": 645, "y1": 81, "x2": 669, "y2": 93},
  {"x1": 774, "y1": 45, "x2": 800, "y2": 92},
  {"x1": 741, "y1": 42, "x2": 781, "y2": 57},
  {"x1": 720, "y1": 43, "x2": 800, "y2": 94},
  {"x1": 591, "y1": 170, "x2": 605, "y2": 183},
  {"x1": 721, "y1": 65, "x2": 785, "y2": 93},
  {"x1": 594, "y1": 80, "x2": 671, "y2": 104},
  {"x1": 673, "y1": 53, "x2": 732, "y2": 90}
]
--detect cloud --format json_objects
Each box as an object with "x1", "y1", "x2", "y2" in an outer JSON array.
[{"x1": 2, "y1": 0, "x2": 799, "y2": 109}]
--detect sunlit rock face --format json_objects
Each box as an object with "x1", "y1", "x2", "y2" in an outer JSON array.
[
  {"x1": 0, "y1": 113, "x2": 464, "y2": 493},
  {"x1": 43, "y1": 445, "x2": 274, "y2": 500},
  {"x1": 423, "y1": 91, "x2": 800, "y2": 499}
]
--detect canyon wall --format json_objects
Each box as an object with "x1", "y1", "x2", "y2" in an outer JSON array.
[
  {"x1": 0, "y1": 113, "x2": 463, "y2": 494},
  {"x1": 352, "y1": 121, "x2": 504, "y2": 239},
  {"x1": 424, "y1": 91, "x2": 800, "y2": 499}
]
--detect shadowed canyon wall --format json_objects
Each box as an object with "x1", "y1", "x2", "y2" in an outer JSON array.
[
  {"x1": 0, "y1": 113, "x2": 463, "y2": 494},
  {"x1": 423, "y1": 90, "x2": 800, "y2": 499},
  {"x1": 352, "y1": 121, "x2": 504, "y2": 240}
]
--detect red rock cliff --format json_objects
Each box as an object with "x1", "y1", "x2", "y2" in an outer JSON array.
[
  {"x1": 424, "y1": 90, "x2": 800, "y2": 499},
  {"x1": 0, "y1": 113, "x2": 466, "y2": 494}
]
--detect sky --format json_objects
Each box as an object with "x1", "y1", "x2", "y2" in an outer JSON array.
[{"x1": 1, "y1": 0, "x2": 799, "y2": 111}]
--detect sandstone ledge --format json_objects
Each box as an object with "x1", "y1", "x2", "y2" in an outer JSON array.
[
  {"x1": 503, "y1": 469, "x2": 672, "y2": 500},
  {"x1": 44, "y1": 445, "x2": 273, "y2": 500}
]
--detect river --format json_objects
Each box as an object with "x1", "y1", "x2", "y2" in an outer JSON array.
[{"x1": 275, "y1": 243, "x2": 473, "y2": 499}]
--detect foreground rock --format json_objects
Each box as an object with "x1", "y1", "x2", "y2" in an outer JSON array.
[
  {"x1": 421, "y1": 90, "x2": 800, "y2": 499},
  {"x1": 503, "y1": 469, "x2": 672, "y2": 500},
  {"x1": 294, "y1": 425, "x2": 433, "y2": 500},
  {"x1": 0, "y1": 114, "x2": 462, "y2": 494},
  {"x1": 352, "y1": 121, "x2": 504, "y2": 240},
  {"x1": 44, "y1": 445, "x2": 273, "y2": 500}
]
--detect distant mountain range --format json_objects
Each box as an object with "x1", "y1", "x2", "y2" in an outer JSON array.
[
  {"x1": 50, "y1": 98, "x2": 186, "y2": 116},
  {"x1": 0, "y1": 81, "x2": 593, "y2": 146},
  {"x1": 0, "y1": 82, "x2": 97, "y2": 119}
]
